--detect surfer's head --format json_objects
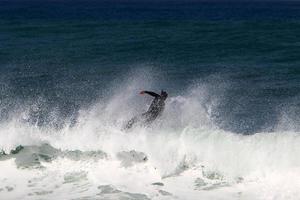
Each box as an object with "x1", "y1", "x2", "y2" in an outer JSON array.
[{"x1": 161, "y1": 90, "x2": 168, "y2": 100}]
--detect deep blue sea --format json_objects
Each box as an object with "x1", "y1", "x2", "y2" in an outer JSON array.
[{"x1": 1, "y1": 1, "x2": 300, "y2": 199}]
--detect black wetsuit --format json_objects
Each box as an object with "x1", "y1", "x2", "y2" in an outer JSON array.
[
  {"x1": 125, "y1": 91, "x2": 166, "y2": 129},
  {"x1": 141, "y1": 91, "x2": 165, "y2": 123}
]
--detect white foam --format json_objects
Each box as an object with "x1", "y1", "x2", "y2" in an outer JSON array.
[{"x1": 1, "y1": 79, "x2": 300, "y2": 199}]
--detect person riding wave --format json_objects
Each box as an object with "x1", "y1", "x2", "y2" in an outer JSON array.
[{"x1": 125, "y1": 90, "x2": 168, "y2": 129}]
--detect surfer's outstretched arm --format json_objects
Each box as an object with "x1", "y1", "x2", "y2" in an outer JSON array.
[{"x1": 140, "y1": 91, "x2": 160, "y2": 98}]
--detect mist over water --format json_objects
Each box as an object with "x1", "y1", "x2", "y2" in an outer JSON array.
[
  {"x1": 1, "y1": 69, "x2": 300, "y2": 199},
  {"x1": 1, "y1": 0, "x2": 300, "y2": 199}
]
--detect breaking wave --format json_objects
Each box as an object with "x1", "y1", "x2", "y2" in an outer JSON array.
[{"x1": 1, "y1": 71, "x2": 300, "y2": 200}]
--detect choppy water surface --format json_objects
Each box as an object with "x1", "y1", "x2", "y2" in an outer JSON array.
[{"x1": 1, "y1": 1, "x2": 300, "y2": 199}]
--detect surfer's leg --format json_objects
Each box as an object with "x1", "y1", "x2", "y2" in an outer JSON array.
[{"x1": 125, "y1": 116, "x2": 138, "y2": 129}]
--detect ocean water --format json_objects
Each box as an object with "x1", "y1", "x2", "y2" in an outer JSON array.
[{"x1": 1, "y1": 1, "x2": 300, "y2": 199}]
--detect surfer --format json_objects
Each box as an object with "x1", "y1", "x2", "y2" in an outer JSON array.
[{"x1": 125, "y1": 90, "x2": 168, "y2": 129}]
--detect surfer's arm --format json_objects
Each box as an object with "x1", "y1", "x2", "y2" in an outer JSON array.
[{"x1": 140, "y1": 91, "x2": 160, "y2": 98}]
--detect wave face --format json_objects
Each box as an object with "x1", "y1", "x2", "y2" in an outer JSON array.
[{"x1": 1, "y1": 71, "x2": 300, "y2": 200}]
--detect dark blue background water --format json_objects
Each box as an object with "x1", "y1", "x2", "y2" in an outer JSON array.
[{"x1": 1, "y1": 0, "x2": 300, "y2": 133}]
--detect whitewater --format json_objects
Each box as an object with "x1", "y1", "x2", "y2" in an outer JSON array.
[{"x1": 1, "y1": 74, "x2": 300, "y2": 200}]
